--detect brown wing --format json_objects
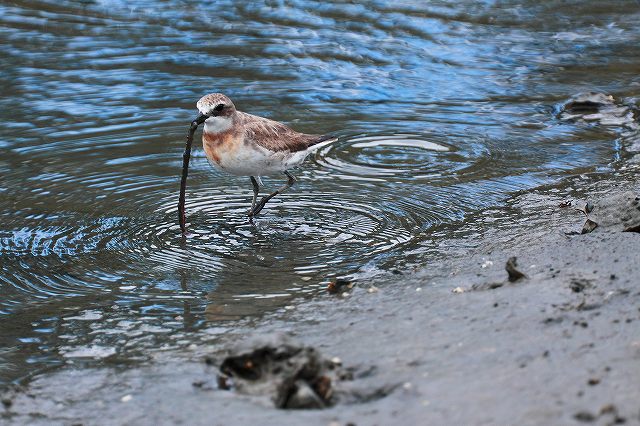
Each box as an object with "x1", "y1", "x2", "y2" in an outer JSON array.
[{"x1": 238, "y1": 111, "x2": 328, "y2": 152}]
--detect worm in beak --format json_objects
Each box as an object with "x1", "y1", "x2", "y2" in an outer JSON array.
[{"x1": 178, "y1": 113, "x2": 208, "y2": 234}]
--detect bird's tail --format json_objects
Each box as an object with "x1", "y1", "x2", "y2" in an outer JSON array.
[{"x1": 307, "y1": 134, "x2": 338, "y2": 150}]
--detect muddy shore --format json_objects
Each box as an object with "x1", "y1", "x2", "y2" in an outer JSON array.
[{"x1": 2, "y1": 161, "x2": 640, "y2": 425}]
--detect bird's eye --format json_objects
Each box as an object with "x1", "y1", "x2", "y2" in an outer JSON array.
[{"x1": 214, "y1": 104, "x2": 225, "y2": 111}]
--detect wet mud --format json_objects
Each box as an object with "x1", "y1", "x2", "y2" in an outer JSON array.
[
  {"x1": 581, "y1": 191, "x2": 640, "y2": 234},
  {"x1": 2, "y1": 160, "x2": 639, "y2": 425}
]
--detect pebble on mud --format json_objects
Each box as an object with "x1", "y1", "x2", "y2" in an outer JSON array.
[
  {"x1": 216, "y1": 333, "x2": 343, "y2": 409},
  {"x1": 506, "y1": 257, "x2": 527, "y2": 282},
  {"x1": 574, "y1": 411, "x2": 596, "y2": 422},
  {"x1": 327, "y1": 279, "x2": 354, "y2": 295},
  {"x1": 581, "y1": 219, "x2": 598, "y2": 234}
]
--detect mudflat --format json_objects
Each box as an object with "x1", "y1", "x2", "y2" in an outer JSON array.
[{"x1": 3, "y1": 164, "x2": 639, "y2": 426}]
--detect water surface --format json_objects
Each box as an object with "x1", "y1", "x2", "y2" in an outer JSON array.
[{"x1": 1, "y1": 0, "x2": 639, "y2": 384}]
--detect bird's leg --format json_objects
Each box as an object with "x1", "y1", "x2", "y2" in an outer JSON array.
[
  {"x1": 248, "y1": 171, "x2": 296, "y2": 217},
  {"x1": 249, "y1": 176, "x2": 260, "y2": 213}
]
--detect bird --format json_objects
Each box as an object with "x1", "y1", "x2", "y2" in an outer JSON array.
[{"x1": 193, "y1": 93, "x2": 336, "y2": 217}]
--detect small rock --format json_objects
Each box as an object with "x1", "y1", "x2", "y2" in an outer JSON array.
[
  {"x1": 327, "y1": 279, "x2": 354, "y2": 294},
  {"x1": 581, "y1": 218, "x2": 598, "y2": 234},
  {"x1": 574, "y1": 411, "x2": 596, "y2": 422},
  {"x1": 506, "y1": 257, "x2": 526, "y2": 282},
  {"x1": 570, "y1": 278, "x2": 590, "y2": 293}
]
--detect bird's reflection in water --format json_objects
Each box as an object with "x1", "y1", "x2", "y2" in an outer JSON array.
[
  {"x1": 203, "y1": 268, "x2": 308, "y2": 322},
  {"x1": 177, "y1": 233, "x2": 326, "y2": 322},
  {"x1": 179, "y1": 270, "x2": 198, "y2": 329}
]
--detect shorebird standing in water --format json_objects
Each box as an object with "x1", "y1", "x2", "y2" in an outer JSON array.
[{"x1": 178, "y1": 93, "x2": 335, "y2": 230}]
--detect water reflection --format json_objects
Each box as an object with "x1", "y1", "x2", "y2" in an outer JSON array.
[{"x1": 1, "y1": 0, "x2": 639, "y2": 384}]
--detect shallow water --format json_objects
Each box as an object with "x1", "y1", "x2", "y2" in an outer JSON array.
[{"x1": 1, "y1": 0, "x2": 639, "y2": 384}]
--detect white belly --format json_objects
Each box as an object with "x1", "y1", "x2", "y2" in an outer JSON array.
[{"x1": 207, "y1": 140, "x2": 310, "y2": 176}]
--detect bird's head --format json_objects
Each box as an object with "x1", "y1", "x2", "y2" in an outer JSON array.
[
  {"x1": 196, "y1": 92, "x2": 236, "y2": 119},
  {"x1": 193, "y1": 93, "x2": 237, "y2": 132}
]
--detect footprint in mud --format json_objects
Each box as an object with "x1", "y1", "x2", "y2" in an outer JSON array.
[{"x1": 212, "y1": 333, "x2": 398, "y2": 409}]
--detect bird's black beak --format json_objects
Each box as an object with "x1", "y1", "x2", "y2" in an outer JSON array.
[{"x1": 193, "y1": 112, "x2": 208, "y2": 126}]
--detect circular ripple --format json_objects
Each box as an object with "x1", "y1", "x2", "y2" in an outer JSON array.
[
  {"x1": 145, "y1": 189, "x2": 422, "y2": 279},
  {"x1": 0, "y1": 130, "x2": 491, "y2": 311},
  {"x1": 313, "y1": 133, "x2": 474, "y2": 180}
]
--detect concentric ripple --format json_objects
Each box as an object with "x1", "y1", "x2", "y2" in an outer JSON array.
[
  {"x1": 313, "y1": 133, "x2": 492, "y2": 181},
  {"x1": 148, "y1": 189, "x2": 420, "y2": 278}
]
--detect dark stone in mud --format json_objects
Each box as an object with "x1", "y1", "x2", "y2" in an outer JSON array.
[
  {"x1": 574, "y1": 411, "x2": 597, "y2": 422},
  {"x1": 570, "y1": 278, "x2": 591, "y2": 293},
  {"x1": 327, "y1": 278, "x2": 354, "y2": 295},
  {"x1": 581, "y1": 218, "x2": 598, "y2": 234},
  {"x1": 469, "y1": 257, "x2": 528, "y2": 291},
  {"x1": 217, "y1": 333, "x2": 341, "y2": 409},
  {"x1": 582, "y1": 191, "x2": 640, "y2": 234},
  {"x1": 505, "y1": 256, "x2": 526, "y2": 282}
]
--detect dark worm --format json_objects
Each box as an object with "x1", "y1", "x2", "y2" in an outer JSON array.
[{"x1": 178, "y1": 113, "x2": 207, "y2": 234}]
